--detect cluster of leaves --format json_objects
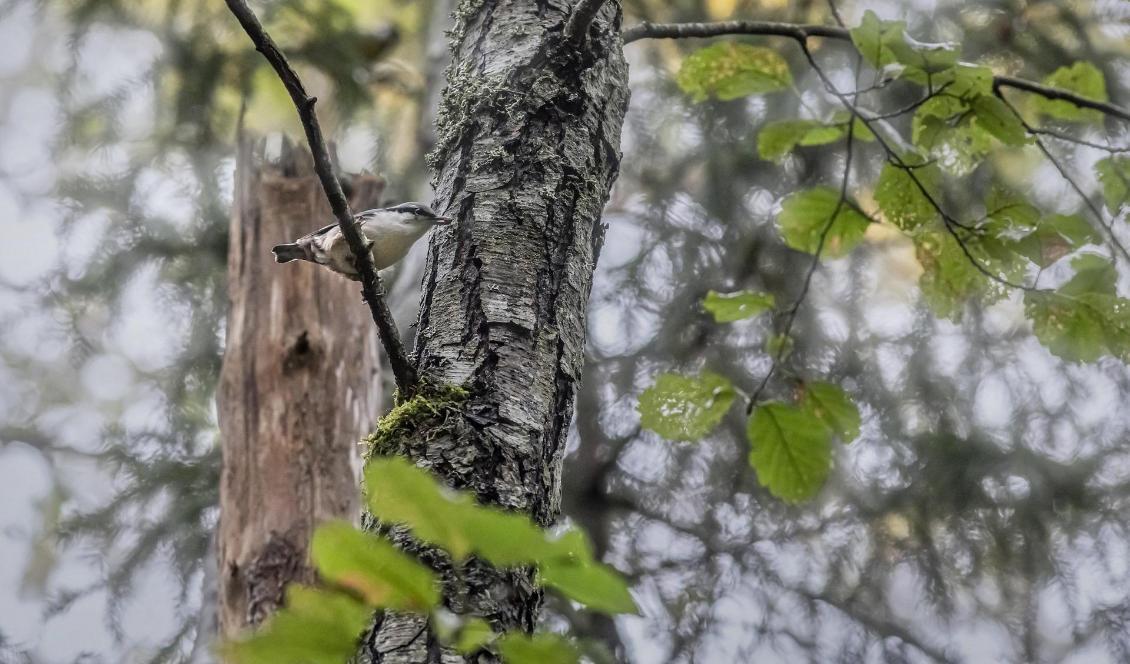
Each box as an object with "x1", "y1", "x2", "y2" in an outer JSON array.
[
  {"x1": 648, "y1": 11, "x2": 1130, "y2": 501},
  {"x1": 639, "y1": 291, "x2": 861, "y2": 502},
  {"x1": 223, "y1": 457, "x2": 638, "y2": 664}
]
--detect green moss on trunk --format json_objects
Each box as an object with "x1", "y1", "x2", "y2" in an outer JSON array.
[{"x1": 362, "y1": 384, "x2": 471, "y2": 460}]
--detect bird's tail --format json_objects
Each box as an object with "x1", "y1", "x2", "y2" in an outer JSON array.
[{"x1": 272, "y1": 243, "x2": 307, "y2": 263}]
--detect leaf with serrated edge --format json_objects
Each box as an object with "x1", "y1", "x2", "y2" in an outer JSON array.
[{"x1": 747, "y1": 402, "x2": 834, "y2": 502}]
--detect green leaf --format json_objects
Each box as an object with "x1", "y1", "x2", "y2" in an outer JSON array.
[
  {"x1": 970, "y1": 95, "x2": 1028, "y2": 146},
  {"x1": 497, "y1": 633, "x2": 581, "y2": 664},
  {"x1": 914, "y1": 230, "x2": 1014, "y2": 320},
  {"x1": 1035, "y1": 62, "x2": 1108, "y2": 122},
  {"x1": 1095, "y1": 156, "x2": 1130, "y2": 212},
  {"x1": 365, "y1": 457, "x2": 550, "y2": 565},
  {"x1": 849, "y1": 10, "x2": 904, "y2": 70},
  {"x1": 365, "y1": 457, "x2": 473, "y2": 558},
  {"x1": 638, "y1": 372, "x2": 736, "y2": 442},
  {"x1": 801, "y1": 382, "x2": 861, "y2": 442},
  {"x1": 1026, "y1": 289, "x2": 1130, "y2": 362},
  {"x1": 452, "y1": 505, "x2": 557, "y2": 566},
  {"x1": 777, "y1": 187, "x2": 871, "y2": 257},
  {"x1": 540, "y1": 558, "x2": 638, "y2": 614},
  {"x1": 943, "y1": 64, "x2": 994, "y2": 98},
  {"x1": 454, "y1": 618, "x2": 495, "y2": 655},
  {"x1": 311, "y1": 521, "x2": 439, "y2": 611},
  {"x1": 874, "y1": 162, "x2": 941, "y2": 231},
  {"x1": 221, "y1": 586, "x2": 372, "y2": 664},
  {"x1": 849, "y1": 11, "x2": 958, "y2": 79},
  {"x1": 703, "y1": 290, "x2": 775, "y2": 322},
  {"x1": 1061, "y1": 254, "x2": 1117, "y2": 297},
  {"x1": 759, "y1": 120, "x2": 819, "y2": 161},
  {"x1": 911, "y1": 96, "x2": 992, "y2": 175},
  {"x1": 983, "y1": 189, "x2": 1096, "y2": 268},
  {"x1": 887, "y1": 34, "x2": 959, "y2": 76},
  {"x1": 765, "y1": 333, "x2": 795, "y2": 359},
  {"x1": 365, "y1": 459, "x2": 638, "y2": 611},
  {"x1": 677, "y1": 43, "x2": 792, "y2": 102},
  {"x1": 1029, "y1": 214, "x2": 1099, "y2": 266},
  {"x1": 757, "y1": 119, "x2": 867, "y2": 162},
  {"x1": 746, "y1": 402, "x2": 834, "y2": 502}
]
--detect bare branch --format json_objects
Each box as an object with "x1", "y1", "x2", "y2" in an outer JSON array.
[
  {"x1": 623, "y1": 20, "x2": 844, "y2": 44},
  {"x1": 222, "y1": 0, "x2": 418, "y2": 394},
  {"x1": 623, "y1": 20, "x2": 1130, "y2": 125},
  {"x1": 564, "y1": 0, "x2": 611, "y2": 44},
  {"x1": 995, "y1": 75, "x2": 1130, "y2": 124},
  {"x1": 1026, "y1": 128, "x2": 1130, "y2": 154}
]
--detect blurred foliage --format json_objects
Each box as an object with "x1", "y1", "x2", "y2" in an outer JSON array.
[{"x1": 224, "y1": 459, "x2": 638, "y2": 664}]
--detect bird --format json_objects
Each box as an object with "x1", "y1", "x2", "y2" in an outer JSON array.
[{"x1": 271, "y1": 202, "x2": 453, "y2": 279}]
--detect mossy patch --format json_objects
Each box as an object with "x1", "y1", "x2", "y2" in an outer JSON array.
[{"x1": 362, "y1": 383, "x2": 470, "y2": 460}]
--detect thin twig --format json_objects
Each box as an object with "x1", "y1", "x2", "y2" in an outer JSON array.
[
  {"x1": 995, "y1": 75, "x2": 1130, "y2": 124},
  {"x1": 223, "y1": 0, "x2": 418, "y2": 394},
  {"x1": 1027, "y1": 127, "x2": 1130, "y2": 153},
  {"x1": 825, "y1": 0, "x2": 846, "y2": 29},
  {"x1": 993, "y1": 89, "x2": 1130, "y2": 265},
  {"x1": 564, "y1": 0, "x2": 610, "y2": 43},
  {"x1": 622, "y1": 20, "x2": 1130, "y2": 125},
  {"x1": 795, "y1": 40, "x2": 1038, "y2": 292},
  {"x1": 748, "y1": 96, "x2": 858, "y2": 411}
]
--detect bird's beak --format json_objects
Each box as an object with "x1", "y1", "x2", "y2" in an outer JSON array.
[{"x1": 433, "y1": 215, "x2": 454, "y2": 225}]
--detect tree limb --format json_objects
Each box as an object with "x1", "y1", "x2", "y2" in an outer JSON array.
[
  {"x1": 223, "y1": 0, "x2": 418, "y2": 394},
  {"x1": 564, "y1": 0, "x2": 611, "y2": 43},
  {"x1": 623, "y1": 20, "x2": 1130, "y2": 124}
]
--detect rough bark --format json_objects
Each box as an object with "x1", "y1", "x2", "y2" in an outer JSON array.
[
  {"x1": 361, "y1": 0, "x2": 630, "y2": 660},
  {"x1": 217, "y1": 136, "x2": 384, "y2": 637}
]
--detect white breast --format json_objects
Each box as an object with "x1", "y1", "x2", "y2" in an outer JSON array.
[{"x1": 360, "y1": 213, "x2": 430, "y2": 270}]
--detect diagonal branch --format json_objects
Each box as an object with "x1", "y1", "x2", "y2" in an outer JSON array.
[
  {"x1": 994, "y1": 75, "x2": 1130, "y2": 124},
  {"x1": 223, "y1": 0, "x2": 418, "y2": 394},
  {"x1": 993, "y1": 89, "x2": 1130, "y2": 265},
  {"x1": 564, "y1": 0, "x2": 611, "y2": 43},
  {"x1": 749, "y1": 99, "x2": 859, "y2": 412},
  {"x1": 623, "y1": 20, "x2": 1130, "y2": 124}
]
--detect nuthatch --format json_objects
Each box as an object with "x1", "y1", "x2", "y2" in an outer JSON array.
[{"x1": 272, "y1": 202, "x2": 453, "y2": 279}]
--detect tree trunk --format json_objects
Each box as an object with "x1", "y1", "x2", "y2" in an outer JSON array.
[
  {"x1": 362, "y1": 0, "x2": 630, "y2": 660},
  {"x1": 216, "y1": 136, "x2": 385, "y2": 637}
]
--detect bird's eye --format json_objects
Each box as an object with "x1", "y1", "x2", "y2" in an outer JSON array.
[{"x1": 413, "y1": 209, "x2": 423, "y2": 216}]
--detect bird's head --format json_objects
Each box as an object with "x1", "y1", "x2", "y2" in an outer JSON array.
[{"x1": 384, "y1": 202, "x2": 454, "y2": 227}]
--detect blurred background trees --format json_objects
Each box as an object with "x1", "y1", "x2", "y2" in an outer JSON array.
[{"x1": 1, "y1": 0, "x2": 1129, "y2": 662}]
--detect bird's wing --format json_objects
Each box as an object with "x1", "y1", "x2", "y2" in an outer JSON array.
[
  {"x1": 298, "y1": 210, "x2": 380, "y2": 242},
  {"x1": 298, "y1": 222, "x2": 338, "y2": 241}
]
